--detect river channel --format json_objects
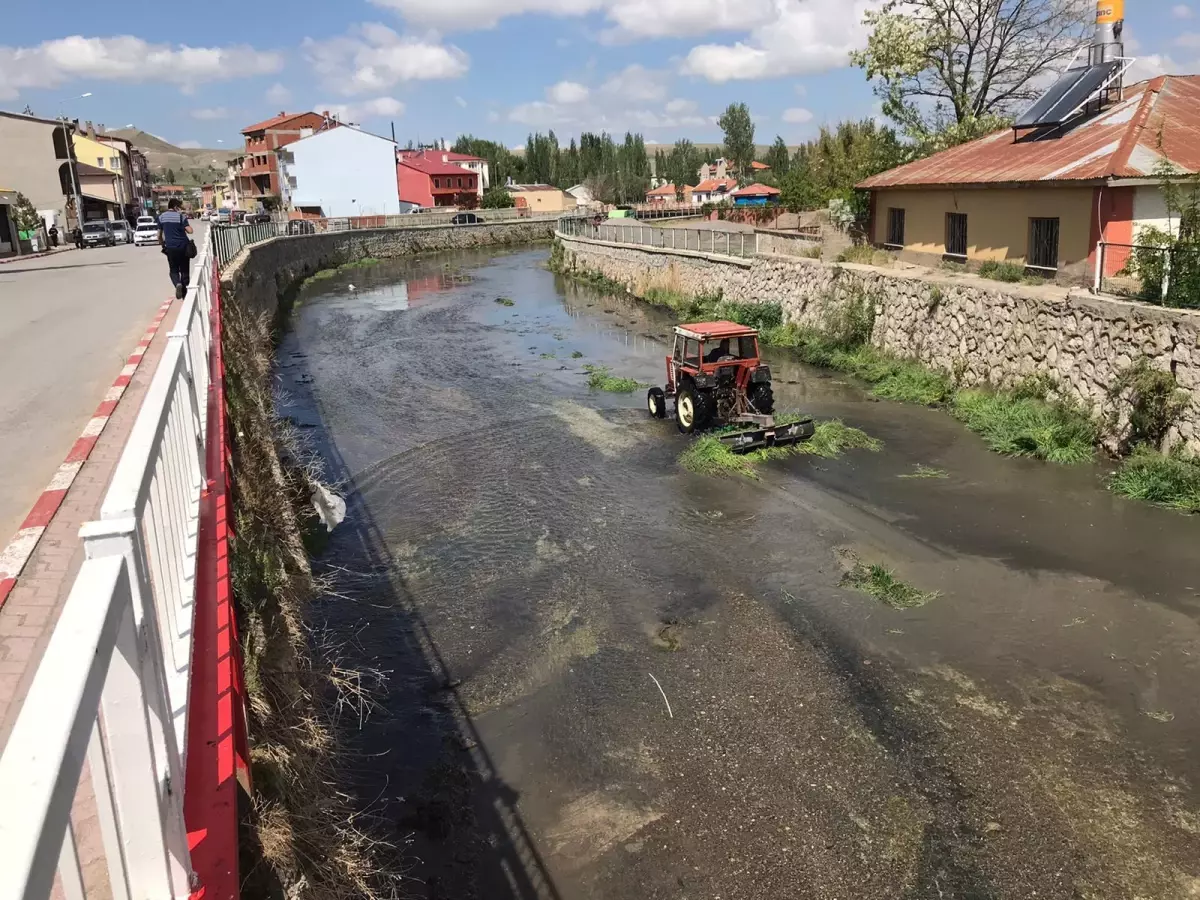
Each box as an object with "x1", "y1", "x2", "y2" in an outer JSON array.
[{"x1": 277, "y1": 245, "x2": 1200, "y2": 899}]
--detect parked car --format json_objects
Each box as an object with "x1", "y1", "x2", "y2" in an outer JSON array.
[
  {"x1": 110, "y1": 221, "x2": 133, "y2": 244},
  {"x1": 287, "y1": 220, "x2": 316, "y2": 235},
  {"x1": 81, "y1": 221, "x2": 116, "y2": 248},
  {"x1": 134, "y1": 223, "x2": 160, "y2": 246},
  {"x1": 451, "y1": 212, "x2": 482, "y2": 225},
  {"x1": 216, "y1": 208, "x2": 232, "y2": 225},
  {"x1": 245, "y1": 211, "x2": 272, "y2": 224},
  {"x1": 136, "y1": 215, "x2": 157, "y2": 227}
]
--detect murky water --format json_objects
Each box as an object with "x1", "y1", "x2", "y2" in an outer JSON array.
[{"x1": 279, "y1": 248, "x2": 1200, "y2": 899}]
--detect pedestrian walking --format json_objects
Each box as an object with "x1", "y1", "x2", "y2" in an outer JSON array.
[
  {"x1": 71, "y1": 225, "x2": 83, "y2": 249},
  {"x1": 158, "y1": 199, "x2": 194, "y2": 299},
  {"x1": 48, "y1": 225, "x2": 58, "y2": 248}
]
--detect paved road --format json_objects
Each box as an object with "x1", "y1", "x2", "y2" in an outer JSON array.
[{"x1": 0, "y1": 225, "x2": 205, "y2": 542}]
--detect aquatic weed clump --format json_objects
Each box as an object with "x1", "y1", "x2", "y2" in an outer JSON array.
[
  {"x1": 678, "y1": 418, "x2": 881, "y2": 478},
  {"x1": 582, "y1": 364, "x2": 643, "y2": 392},
  {"x1": 841, "y1": 562, "x2": 940, "y2": 609}
]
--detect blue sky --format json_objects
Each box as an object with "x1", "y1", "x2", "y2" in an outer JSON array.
[{"x1": 1, "y1": 0, "x2": 1192, "y2": 151}]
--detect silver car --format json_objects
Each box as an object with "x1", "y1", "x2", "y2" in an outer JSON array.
[{"x1": 110, "y1": 221, "x2": 133, "y2": 244}]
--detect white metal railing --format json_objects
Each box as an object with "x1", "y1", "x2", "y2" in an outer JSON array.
[
  {"x1": 556, "y1": 215, "x2": 757, "y2": 259},
  {"x1": 212, "y1": 207, "x2": 563, "y2": 266},
  {"x1": 0, "y1": 234, "x2": 217, "y2": 900}
]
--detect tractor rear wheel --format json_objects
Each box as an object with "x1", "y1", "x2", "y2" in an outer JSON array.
[
  {"x1": 647, "y1": 387, "x2": 666, "y2": 418},
  {"x1": 749, "y1": 382, "x2": 775, "y2": 414},
  {"x1": 675, "y1": 384, "x2": 711, "y2": 434}
]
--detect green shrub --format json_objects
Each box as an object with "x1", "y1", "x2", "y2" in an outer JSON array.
[
  {"x1": 977, "y1": 260, "x2": 1024, "y2": 282},
  {"x1": 951, "y1": 388, "x2": 1096, "y2": 463},
  {"x1": 678, "y1": 419, "x2": 880, "y2": 477},
  {"x1": 799, "y1": 244, "x2": 822, "y2": 259},
  {"x1": 1109, "y1": 445, "x2": 1200, "y2": 511},
  {"x1": 842, "y1": 562, "x2": 939, "y2": 609},
  {"x1": 1107, "y1": 359, "x2": 1189, "y2": 450},
  {"x1": 836, "y1": 244, "x2": 876, "y2": 264}
]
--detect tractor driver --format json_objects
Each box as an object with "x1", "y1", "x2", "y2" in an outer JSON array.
[{"x1": 705, "y1": 339, "x2": 732, "y2": 363}]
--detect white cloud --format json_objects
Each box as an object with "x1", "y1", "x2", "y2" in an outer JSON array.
[
  {"x1": 454, "y1": 95, "x2": 468, "y2": 107},
  {"x1": 681, "y1": 0, "x2": 874, "y2": 82},
  {"x1": 508, "y1": 70, "x2": 706, "y2": 131},
  {"x1": 548, "y1": 80, "x2": 589, "y2": 103},
  {"x1": 191, "y1": 107, "x2": 228, "y2": 120},
  {"x1": 317, "y1": 96, "x2": 407, "y2": 122},
  {"x1": 781, "y1": 106, "x2": 813, "y2": 123},
  {"x1": 302, "y1": 23, "x2": 468, "y2": 96},
  {"x1": 1126, "y1": 53, "x2": 1180, "y2": 81},
  {"x1": 265, "y1": 82, "x2": 292, "y2": 104},
  {"x1": 1173, "y1": 4, "x2": 1193, "y2": 17},
  {"x1": 793, "y1": 84, "x2": 808, "y2": 96},
  {"x1": 370, "y1": 0, "x2": 599, "y2": 30},
  {"x1": 0, "y1": 35, "x2": 284, "y2": 100},
  {"x1": 598, "y1": 64, "x2": 669, "y2": 102},
  {"x1": 176, "y1": 140, "x2": 202, "y2": 149}
]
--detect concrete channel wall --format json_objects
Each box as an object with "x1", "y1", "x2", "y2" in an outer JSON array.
[
  {"x1": 220, "y1": 220, "x2": 557, "y2": 317},
  {"x1": 557, "y1": 232, "x2": 1200, "y2": 450}
]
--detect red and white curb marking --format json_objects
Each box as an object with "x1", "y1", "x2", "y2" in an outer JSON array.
[{"x1": 0, "y1": 298, "x2": 174, "y2": 609}]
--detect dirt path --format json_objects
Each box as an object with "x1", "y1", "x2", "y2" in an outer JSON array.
[{"x1": 278, "y1": 247, "x2": 1200, "y2": 899}]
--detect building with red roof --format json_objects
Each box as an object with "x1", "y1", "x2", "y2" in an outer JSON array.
[
  {"x1": 692, "y1": 178, "x2": 738, "y2": 205},
  {"x1": 398, "y1": 149, "x2": 489, "y2": 196},
  {"x1": 236, "y1": 111, "x2": 333, "y2": 205},
  {"x1": 857, "y1": 75, "x2": 1200, "y2": 278},
  {"x1": 731, "y1": 183, "x2": 781, "y2": 206},
  {"x1": 397, "y1": 153, "x2": 479, "y2": 207},
  {"x1": 646, "y1": 182, "x2": 692, "y2": 204}
]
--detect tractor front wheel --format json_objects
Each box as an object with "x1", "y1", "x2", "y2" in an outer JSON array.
[
  {"x1": 675, "y1": 384, "x2": 711, "y2": 434},
  {"x1": 749, "y1": 382, "x2": 775, "y2": 414},
  {"x1": 647, "y1": 387, "x2": 666, "y2": 419}
]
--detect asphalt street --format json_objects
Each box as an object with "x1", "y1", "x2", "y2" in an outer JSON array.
[{"x1": 0, "y1": 223, "x2": 205, "y2": 542}]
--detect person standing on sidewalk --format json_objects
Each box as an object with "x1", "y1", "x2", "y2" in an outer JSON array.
[
  {"x1": 158, "y1": 199, "x2": 194, "y2": 299},
  {"x1": 71, "y1": 225, "x2": 83, "y2": 249}
]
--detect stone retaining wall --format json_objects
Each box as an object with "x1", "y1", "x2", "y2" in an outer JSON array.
[
  {"x1": 557, "y1": 233, "x2": 1200, "y2": 450},
  {"x1": 221, "y1": 220, "x2": 556, "y2": 317}
]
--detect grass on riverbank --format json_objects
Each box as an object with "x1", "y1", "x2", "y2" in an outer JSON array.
[
  {"x1": 583, "y1": 364, "x2": 643, "y2": 392},
  {"x1": 679, "y1": 418, "x2": 881, "y2": 478},
  {"x1": 1109, "y1": 445, "x2": 1200, "y2": 511}
]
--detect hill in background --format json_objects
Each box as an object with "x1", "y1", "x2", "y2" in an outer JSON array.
[{"x1": 110, "y1": 128, "x2": 240, "y2": 186}]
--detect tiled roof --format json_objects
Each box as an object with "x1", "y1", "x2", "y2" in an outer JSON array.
[
  {"x1": 507, "y1": 184, "x2": 560, "y2": 191},
  {"x1": 750, "y1": 161, "x2": 770, "y2": 170},
  {"x1": 647, "y1": 183, "x2": 682, "y2": 196},
  {"x1": 732, "y1": 182, "x2": 781, "y2": 196},
  {"x1": 695, "y1": 178, "x2": 738, "y2": 192},
  {"x1": 398, "y1": 156, "x2": 479, "y2": 177},
  {"x1": 443, "y1": 151, "x2": 484, "y2": 161},
  {"x1": 858, "y1": 75, "x2": 1200, "y2": 189},
  {"x1": 241, "y1": 112, "x2": 316, "y2": 134}
]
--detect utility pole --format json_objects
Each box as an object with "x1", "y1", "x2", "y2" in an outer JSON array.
[{"x1": 59, "y1": 117, "x2": 84, "y2": 228}]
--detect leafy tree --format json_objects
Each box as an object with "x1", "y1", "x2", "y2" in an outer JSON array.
[
  {"x1": 452, "y1": 135, "x2": 526, "y2": 188},
  {"x1": 851, "y1": 0, "x2": 1090, "y2": 145},
  {"x1": 481, "y1": 186, "x2": 515, "y2": 208},
  {"x1": 166, "y1": 168, "x2": 176, "y2": 184},
  {"x1": 764, "y1": 136, "x2": 791, "y2": 178},
  {"x1": 11, "y1": 193, "x2": 42, "y2": 231},
  {"x1": 718, "y1": 103, "x2": 755, "y2": 183},
  {"x1": 780, "y1": 120, "x2": 906, "y2": 220},
  {"x1": 664, "y1": 139, "x2": 704, "y2": 201}
]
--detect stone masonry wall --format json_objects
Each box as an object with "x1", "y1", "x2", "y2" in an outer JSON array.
[
  {"x1": 558, "y1": 234, "x2": 1200, "y2": 450},
  {"x1": 221, "y1": 220, "x2": 556, "y2": 317}
]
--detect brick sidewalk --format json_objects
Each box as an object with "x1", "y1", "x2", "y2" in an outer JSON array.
[{"x1": 0, "y1": 294, "x2": 179, "y2": 743}]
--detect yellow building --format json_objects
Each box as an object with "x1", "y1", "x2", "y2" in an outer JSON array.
[
  {"x1": 72, "y1": 131, "x2": 134, "y2": 214},
  {"x1": 505, "y1": 184, "x2": 571, "y2": 213},
  {"x1": 857, "y1": 75, "x2": 1200, "y2": 281}
]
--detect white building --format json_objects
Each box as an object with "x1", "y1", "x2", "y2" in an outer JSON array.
[{"x1": 280, "y1": 125, "x2": 400, "y2": 217}]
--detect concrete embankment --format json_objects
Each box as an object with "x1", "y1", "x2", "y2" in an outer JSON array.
[{"x1": 556, "y1": 232, "x2": 1200, "y2": 450}]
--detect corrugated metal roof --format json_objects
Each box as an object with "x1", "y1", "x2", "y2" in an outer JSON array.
[{"x1": 858, "y1": 75, "x2": 1200, "y2": 190}]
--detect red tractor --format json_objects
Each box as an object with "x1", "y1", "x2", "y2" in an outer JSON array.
[{"x1": 646, "y1": 321, "x2": 815, "y2": 450}]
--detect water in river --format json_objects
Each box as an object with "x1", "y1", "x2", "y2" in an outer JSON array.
[{"x1": 277, "y1": 247, "x2": 1200, "y2": 900}]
